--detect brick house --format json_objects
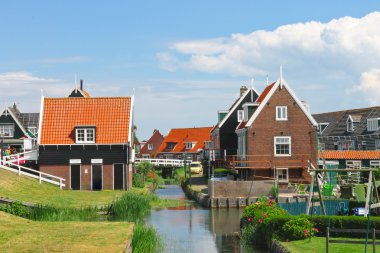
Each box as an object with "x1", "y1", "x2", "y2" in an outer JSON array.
[
  {"x1": 313, "y1": 107, "x2": 380, "y2": 151},
  {"x1": 38, "y1": 94, "x2": 134, "y2": 190},
  {"x1": 139, "y1": 129, "x2": 164, "y2": 158},
  {"x1": 156, "y1": 127, "x2": 212, "y2": 161},
  {"x1": 319, "y1": 150, "x2": 380, "y2": 169},
  {"x1": 234, "y1": 78, "x2": 318, "y2": 184},
  {"x1": 211, "y1": 86, "x2": 259, "y2": 160}
]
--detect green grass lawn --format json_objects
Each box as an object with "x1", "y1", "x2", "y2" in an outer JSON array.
[
  {"x1": 282, "y1": 237, "x2": 376, "y2": 253},
  {"x1": 0, "y1": 169, "x2": 123, "y2": 207},
  {"x1": 0, "y1": 211, "x2": 133, "y2": 252}
]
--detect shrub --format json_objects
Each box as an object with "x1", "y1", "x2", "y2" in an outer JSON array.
[
  {"x1": 136, "y1": 161, "x2": 153, "y2": 183},
  {"x1": 133, "y1": 173, "x2": 145, "y2": 188},
  {"x1": 0, "y1": 201, "x2": 30, "y2": 217},
  {"x1": 281, "y1": 216, "x2": 317, "y2": 240}
]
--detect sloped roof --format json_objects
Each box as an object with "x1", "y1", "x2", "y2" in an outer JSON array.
[
  {"x1": 156, "y1": 127, "x2": 212, "y2": 153},
  {"x1": 320, "y1": 150, "x2": 380, "y2": 160},
  {"x1": 39, "y1": 97, "x2": 132, "y2": 144},
  {"x1": 313, "y1": 106, "x2": 380, "y2": 137},
  {"x1": 246, "y1": 78, "x2": 318, "y2": 127}
]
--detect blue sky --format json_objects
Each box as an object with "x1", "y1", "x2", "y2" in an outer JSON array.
[{"x1": 1, "y1": 1, "x2": 380, "y2": 139}]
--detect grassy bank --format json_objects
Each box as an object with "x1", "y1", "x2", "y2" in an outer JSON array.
[
  {"x1": 281, "y1": 237, "x2": 375, "y2": 253},
  {"x1": 0, "y1": 211, "x2": 133, "y2": 252},
  {"x1": 0, "y1": 170, "x2": 122, "y2": 207}
]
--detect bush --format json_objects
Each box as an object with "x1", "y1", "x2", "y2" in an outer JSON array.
[
  {"x1": 133, "y1": 174, "x2": 145, "y2": 188},
  {"x1": 281, "y1": 216, "x2": 317, "y2": 240},
  {"x1": 0, "y1": 201, "x2": 30, "y2": 217}
]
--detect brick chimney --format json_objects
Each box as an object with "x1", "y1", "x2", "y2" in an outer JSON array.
[{"x1": 240, "y1": 85, "x2": 248, "y2": 97}]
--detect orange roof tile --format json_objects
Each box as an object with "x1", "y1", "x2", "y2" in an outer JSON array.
[
  {"x1": 320, "y1": 150, "x2": 380, "y2": 160},
  {"x1": 256, "y1": 82, "x2": 275, "y2": 103},
  {"x1": 156, "y1": 127, "x2": 212, "y2": 153},
  {"x1": 40, "y1": 97, "x2": 132, "y2": 144}
]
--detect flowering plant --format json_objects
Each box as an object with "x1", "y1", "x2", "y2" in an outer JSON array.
[{"x1": 281, "y1": 216, "x2": 318, "y2": 240}]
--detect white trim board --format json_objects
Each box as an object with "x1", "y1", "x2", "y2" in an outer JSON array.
[
  {"x1": 37, "y1": 96, "x2": 45, "y2": 144},
  {"x1": 246, "y1": 78, "x2": 318, "y2": 127},
  {"x1": 218, "y1": 89, "x2": 258, "y2": 128},
  {"x1": 1, "y1": 107, "x2": 28, "y2": 136}
]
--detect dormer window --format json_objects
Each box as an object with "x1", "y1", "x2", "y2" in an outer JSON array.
[
  {"x1": 185, "y1": 142, "x2": 195, "y2": 149},
  {"x1": 367, "y1": 118, "x2": 380, "y2": 132},
  {"x1": 75, "y1": 127, "x2": 95, "y2": 143},
  {"x1": 347, "y1": 115, "x2": 361, "y2": 132},
  {"x1": 166, "y1": 143, "x2": 176, "y2": 150},
  {"x1": 237, "y1": 110, "x2": 244, "y2": 122},
  {"x1": 318, "y1": 123, "x2": 329, "y2": 134}
]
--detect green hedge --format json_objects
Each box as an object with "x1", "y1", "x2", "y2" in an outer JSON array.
[{"x1": 265, "y1": 215, "x2": 380, "y2": 239}]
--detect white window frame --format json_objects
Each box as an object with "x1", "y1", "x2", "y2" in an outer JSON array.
[
  {"x1": 0, "y1": 124, "x2": 15, "y2": 138},
  {"x1": 338, "y1": 140, "x2": 354, "y2": 151},
  {"x1": 147, "y1": 143, "x2": 153, "y2": 150},
  {"x1": 347, "y1": 116, "x2": 354, "y2": 132},
  {"x1": 142, "y1": 154, "x2": 150, "y2": 159},
  {"x1": 276, "y1": 106, "x2": 288, "y2": 121},
  {"x1": 274, "y1": 136, "x2": 291, "y2": 157},
  {"x1": 185, "y1": 142, "x2": 194, "y2": 149},
  {"x1": 370, "y1": 160, "x2": 380, "y2": 168},
  {"x1": 276, "y1": 168, "x2": 289, "y2": 183},
  {"x1": 237, "y1": 110, "x2": 244, "y2": 122},
  {"x1": 367, "y1": 118, "x2": 380, "y2": 132},
  {"x1": 318, "y1": 123, "x2": 329, "y2": 134},
  {"x1": 346, "y1": 160, "x2": 362, "y2": 169},
  {"x1": 75, "y1": 128, "x2": 95, "y2": 143},
  {"x1": 376, "y1": 140, "x2": 380, "y2": 150}
]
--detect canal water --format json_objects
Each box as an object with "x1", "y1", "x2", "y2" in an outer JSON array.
[{"x1": 146, "y1": 185, "x2": 267, "y2": 253}]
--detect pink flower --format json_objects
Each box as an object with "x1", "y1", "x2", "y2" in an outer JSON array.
[
  {"x1": 267, "y1": 200, "x2": 271, "y2": 206},
  {"x1": 258, "y1": 219, "x2": 263, "y2": 224},
  {"x1": 303, "y1": 229, "x2": 309, "y2": 237},
  {"x1": 262, "y1": 213, "x2": 268, "y2": 218},
  {"x1": 313, "y1": 228, "x2": 319, "y2": 233},
  {"x1": 247, "y1": 217, "x2": 252, "y2": 222}
]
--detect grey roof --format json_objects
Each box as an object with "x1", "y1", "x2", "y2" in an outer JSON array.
[
  {"x1": 8, "y1": 105, "x2": 39, "y2": 129},
  {"x1": 313, "y1": 106, "x2": 380, "y2": 137}
]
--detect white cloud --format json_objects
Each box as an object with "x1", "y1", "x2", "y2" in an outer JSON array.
[
  {"x1": 157, "y1": 11, "x2": 380, "y2": 106},
  {"x1": 352, "y1": 69, "x2": 380, "y2": 105}
]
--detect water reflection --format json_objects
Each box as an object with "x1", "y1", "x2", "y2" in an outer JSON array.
[{"x1": 147, "y1": 185, "x2": 267, "y2": 253}]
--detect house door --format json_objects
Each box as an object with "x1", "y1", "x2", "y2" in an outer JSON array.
[
  {"x1": 92, "y1": 165, "x2": 102, "y2": 190},
  {"x1": 113, "y1": 164, "x2": 124, "y2": 190},
  {"x1": 70, "y1": 164, "x2": 81, "y2": 190}
]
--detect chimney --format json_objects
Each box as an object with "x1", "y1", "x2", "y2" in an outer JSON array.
[
  {"x1": 240, "y1": 85, "x2": 248, "y2": 97},
  {"x1": 80, "y1": 79, "x2": 83, "y2": 90}
]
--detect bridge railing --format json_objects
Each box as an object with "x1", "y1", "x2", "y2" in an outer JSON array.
[{"x1": 135, "y1": 158, "x2": 192, "y2": 167}]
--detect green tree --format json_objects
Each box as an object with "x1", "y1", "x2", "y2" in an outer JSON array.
[{"x1": 137, "y1": 161, "x2": 153, "y2": 183}]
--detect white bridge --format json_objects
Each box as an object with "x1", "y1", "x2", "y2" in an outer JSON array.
[
  {"x1": 135, "y1": 158, "x2": 192, "y2": 167},
  {"x1": 0, "y1": 150, "x2": 65, "y2": 189}
]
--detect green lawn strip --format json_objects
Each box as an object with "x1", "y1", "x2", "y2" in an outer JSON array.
[
  {"x1": 281, "y1": 237, "x2": 375, "y2": 253},
  {"x1": 0, "y1": 170, "x2": 123, "y2": 207},
  {"x1": 0, "y1": 211, "x2": 133, "y2": 253}
]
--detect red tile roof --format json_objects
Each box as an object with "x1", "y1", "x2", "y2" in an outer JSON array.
[
  {"x1": 256, "y1": 82, "x2": 275, "y2": 103},
  {"x1": 320, "y1": 150, "x2": 380, "y2": 160},
  {"x1": 40, "y1": 97, "x2": 132, "y2": 144},
  {"x1": 156, "y1": 127, "x2": 212, "y2": 153}
]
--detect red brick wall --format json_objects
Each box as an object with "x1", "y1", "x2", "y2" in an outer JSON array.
[
  {"x1": 247, "y1": 85, "x2": 317, "y2": 181},
  {"x1": 40, "y1": 163, "x2": 128, "y2": 190},
  {"x1": 140, "y1": 130, "x2": 165, "y2": 158}
]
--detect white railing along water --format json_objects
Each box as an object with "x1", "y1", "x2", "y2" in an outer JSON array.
[{"x1": 135, "y1": 158, "x2": 192, "y2": 167}]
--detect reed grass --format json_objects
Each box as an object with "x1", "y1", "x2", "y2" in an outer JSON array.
[
  {"x1": 132, "y1": 222, "x2": 163, "y2": 253},
  {"x1": 107, "y1": 191, "x2": 151, "y2": 221}
]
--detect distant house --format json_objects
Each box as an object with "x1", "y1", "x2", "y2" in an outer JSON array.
[
  {"x1": 139, "y1": 129, "x2": 164, "y2": 158},
  {"x1": 156, "y1": 127, "x2": 213, "y2": 161},
  {"x1": 0, "y1": 103, "x2": 39, "y2": 152},
  {"x1": 68, "y1": 80, "x2": 91, "y2": 98},
  {"x1": 320, "y1": 150, "x2": 380, "y2": 169},
  {"x1": 313, "y1": 107, "x2": 380, "y2": 151},
  {"x1": 211, "y1": 85, "x2": 259, "y2": 160},
  {"x1": 234, "y1": 78, "x2": 318, "y2": 184},
  {"x1": 38, "y1": 93, "x2": 134, "y2": 190}
]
